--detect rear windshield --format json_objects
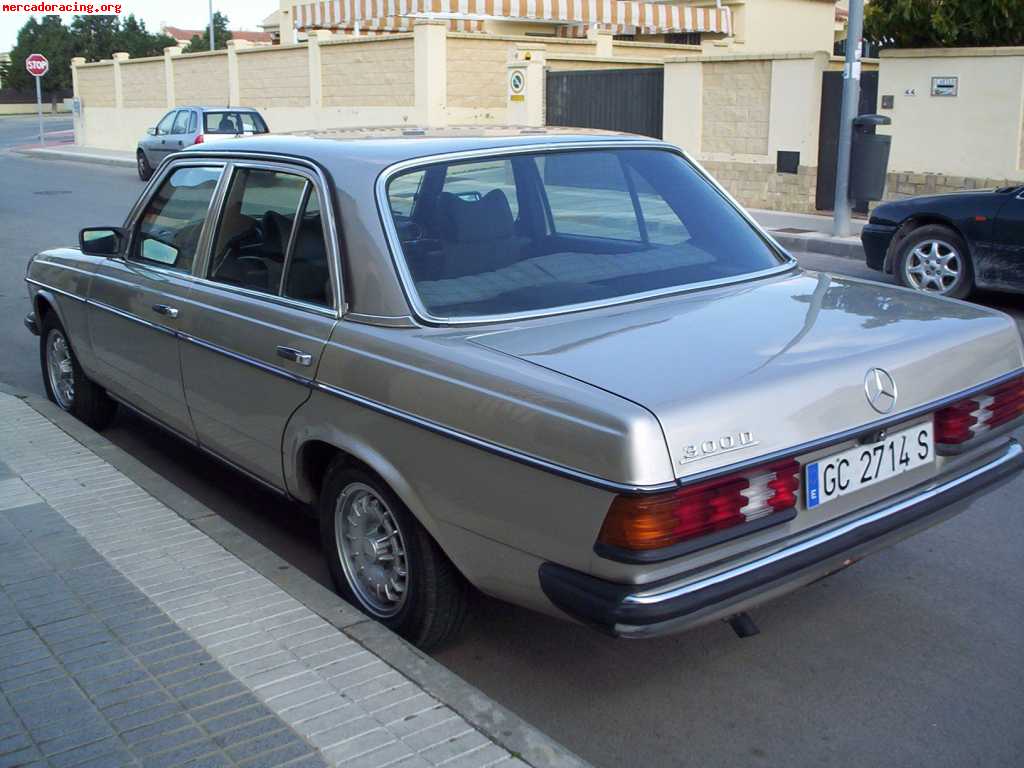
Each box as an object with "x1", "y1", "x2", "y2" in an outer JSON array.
[
  {"x1": 203, "y1": 111, "x2": 268, "y2": 135},
  {"x1": 384, "y1": 148, "x2": 786, "y2": 320}
]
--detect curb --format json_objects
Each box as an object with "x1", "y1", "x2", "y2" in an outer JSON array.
[
  {"x1": 15, "y1": 146, "x2": 136, "y2": 168},
  {"x1": 770, "y1": 231, "x2": 865, "y2": 261},
  {"x1": 1, "y1": 384, "x2": 592, "y2": 768}
]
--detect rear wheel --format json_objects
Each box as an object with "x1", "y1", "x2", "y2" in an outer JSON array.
[
  {"x1": 137, "y1": 149, "x2": 153, "y2": 181},
  {"x1": 39, "y1": 313, "x2": 117, "y2": 430},
  {"x1": 319, "y1": 462, "x2": 469, "y2": 650},
  {"x1": 896, "y1": 224, "x2": 973, "y2": 299}
]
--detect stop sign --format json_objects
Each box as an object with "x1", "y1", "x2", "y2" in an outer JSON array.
[{"x1": 25, "y1": 53, "x2": 49, "y2": 77}]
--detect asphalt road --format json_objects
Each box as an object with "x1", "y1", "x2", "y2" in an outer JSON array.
[
  {"x1": 2, "y1": 133, "x2": 1023, "y2": 768},
  {"x1": 0, "y1": 113, "x2": 73, "y2": 149}
]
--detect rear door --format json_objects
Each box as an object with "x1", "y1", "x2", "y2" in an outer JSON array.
[
  {"x1": 177, "y1": 159, "x2": 340, "y2": 488},
  {"x1": 88, "y1": 160, "x2": 226, "y2": 438}
]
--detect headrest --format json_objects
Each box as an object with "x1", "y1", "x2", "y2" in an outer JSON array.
[{"x1": 438, "y1": 189, "x2": 515, "y2": 242}]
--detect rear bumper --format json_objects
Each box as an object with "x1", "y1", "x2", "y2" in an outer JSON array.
[
  {"x1": 860, "y1": 223, "x2": 898, "y2": 272},
  {"x1": 24, "y1": 312, "x2": 39, "y2": 336},
  {"x1": 539, "y1": 439, "x2": 1024, "y2": 638}
]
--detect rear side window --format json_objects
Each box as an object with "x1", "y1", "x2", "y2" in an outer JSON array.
[
  {"x1": 134, "y1": 166, "x2": 222, "y2": 272},
  {"x1": 204, "y1": 111, "x2": 268, "y2": 135},
  {"x1": 208, "y1": 168, "x2": 331, "y2": 307}
]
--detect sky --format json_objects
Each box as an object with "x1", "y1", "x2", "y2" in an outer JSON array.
[{"x1": 1, "y1": 1, "x2": 273, "y2": 53}]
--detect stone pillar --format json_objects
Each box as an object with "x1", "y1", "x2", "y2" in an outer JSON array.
[
  {"x1": 662, "y1": 59, "x2": 703, "y2": 154},
  {"x1": 111, "y1": 52, "x2": 129, "y2": 109},
  {"x1": 226, "y1": 40, "x2": 251, "y2": 106},
  {"x1": 506, "y1": 44, "x2": 546, "y2": 127},
  {"x1": 307, "y1": 29, "x2": 334, "y2": 109},
  {"x1": 587, "y1": 27, "x2": 614, "y2": 58},
  {"x1": 163, "y1": 46, "x2": 181, "y2": 107},
  {"x1": 71, "y1": 57, "x2": 86, "y2": 146},
  {"x1": 279, "y1": 0, "x2": 297, "y2": 45},
  {"x1": 414, "y1": 20, "x2": 447, "y2": 128}
]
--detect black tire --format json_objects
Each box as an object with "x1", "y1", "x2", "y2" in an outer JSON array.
[
  {"x1": 895, "y1": 224, "x2": 973, "y2": 299},
  {"x1": 137, "y1": 149, "x2": 153, "y2": 181},
  {"x1": 39, "y1": 312, "x2": 117, "y2": 430},
  {"x1": 319, "y1": 462, "x2": 469, "y2": 650}
]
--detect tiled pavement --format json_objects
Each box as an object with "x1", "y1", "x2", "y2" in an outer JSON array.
[{"x1": 0, "y1": 393, "x2": 533, "y2": 768}]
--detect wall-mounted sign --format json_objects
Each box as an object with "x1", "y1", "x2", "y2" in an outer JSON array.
[
  {"x1": 881, "y1": 95, "x2": 894, "y2": 109},
  {"x1": 931, "y1": 77, "x2": 958, "y2": 97},
  {"x1": 509, "y1": 69, "x2": 526, "y2": 102}
]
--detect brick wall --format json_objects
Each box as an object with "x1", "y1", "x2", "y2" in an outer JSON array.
[
  {"x1": 447, "y1": 37, "x2": 506, "y2": 109},
  {"x1": 321, "y1": 38, "x2": 414, "y2": 107},
  {"x1": 883, "y1": 172, "x2": 1019, "y2": 201},
  {"x1": 173, "y1": 54, "x2": 229, "y2": 106},
  {"x1": 703, "y1": 160, "x2": 817, "y2": 214},
  {"x1": 77, "y1": 65, "x2": 114, "y2": 107},
  {"x1": 120, "y1": 60, "x2": 165, "y2": 108},
  {"x1": 238, "y1": 47, "x2": 310, "y2": 108},
  {"x1": 701, "y1": 60, "x2": 771, "y2": 156}
]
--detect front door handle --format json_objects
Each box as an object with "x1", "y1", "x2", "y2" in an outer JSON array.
[
  {"x1": 152, "y1": 304, "x2": 179, "y2": 318},
  {"x1": 276, "y1": 346, "x2": 312, "y2": 366}
]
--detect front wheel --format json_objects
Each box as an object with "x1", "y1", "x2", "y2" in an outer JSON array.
[
  {"x1": 896, "y1": 225, "x2": 973, "y2": 299},
  {"x1": 39, "y1": 313, "x2": 117, "y2": 430},
  {"x1": 319, "y1": 463, "x2": 469, "y2": 650},
  {"x1": 137, "y1": 149, "x2": 153, "y2": 181}
]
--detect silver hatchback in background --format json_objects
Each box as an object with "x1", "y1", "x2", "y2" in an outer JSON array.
[{"x1": 137, "y1": 107, "x2": 269, "y2": 180}]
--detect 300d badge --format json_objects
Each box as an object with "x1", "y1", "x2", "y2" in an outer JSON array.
[{"x1": 679, "y1": 430, "x2": 759, "y2": 465}]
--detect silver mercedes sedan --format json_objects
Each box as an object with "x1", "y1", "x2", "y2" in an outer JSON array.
[{"x1": 23, "y1": 130, "x2": 1024, "y2": 649}]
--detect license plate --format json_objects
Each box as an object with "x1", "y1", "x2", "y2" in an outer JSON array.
[{"x1": 805, "y1": 422, "x2": 934, "y2": 509}]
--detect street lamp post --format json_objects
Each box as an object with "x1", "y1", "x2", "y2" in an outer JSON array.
[
  {"x1": 832, "y1": 0, "x2": 864, "y2": 237},
  {"x1": 209, "y1": 0, "x2": 216, "y2": 51}
]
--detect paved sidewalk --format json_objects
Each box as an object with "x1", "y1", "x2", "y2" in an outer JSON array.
[
  {"x1": 16, "y1": 146, "x2": 134, "y2": 168},
  {"x1": 0, "y1": 392, "x2": 575, "y2": 768},
  {"x1": 749, "y1": 209, "x2": 866, "y2": 260}
]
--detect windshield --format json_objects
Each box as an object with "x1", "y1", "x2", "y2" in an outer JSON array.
[
  {"x1": 384, "y1": 147, "x2": 786, "y2": 320},
  {"x1": 203, "y1": 111, "x2": 268, "y2": 135}
]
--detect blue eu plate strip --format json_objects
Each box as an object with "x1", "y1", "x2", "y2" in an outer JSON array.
[{"x1": 806, "y1": 462, "x2": 820, "y2": 509}]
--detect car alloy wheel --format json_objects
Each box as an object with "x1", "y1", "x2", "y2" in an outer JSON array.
[
  {"x1": 902, "y1": 239, "x2": 963, "y2": 295},
  {"x1": 45, "y1": 328, "x2": 75, "y2": 410},
  {"x1": 334, "y1": 482, "x2": 409, "y2": 618}
]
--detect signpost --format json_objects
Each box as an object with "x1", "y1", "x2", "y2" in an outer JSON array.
[{"x1": 25, "y1": 53, "x2": 49, "y2": 146}]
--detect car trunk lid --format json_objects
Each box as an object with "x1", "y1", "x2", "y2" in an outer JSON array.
[{"x1": 468, "y1": 271, "x2": 1024, "y2": 480}]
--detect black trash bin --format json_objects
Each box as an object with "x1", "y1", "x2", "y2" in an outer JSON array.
[{"x1": 850, "y1": 114, "x2": 892, "y2": 204}]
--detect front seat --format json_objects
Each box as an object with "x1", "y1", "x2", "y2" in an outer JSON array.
[{"x1": 437, "y1": 190, "x2": 525, "y2": 279}]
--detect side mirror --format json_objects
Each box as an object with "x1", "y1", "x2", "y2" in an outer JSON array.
[
  {"x1": 79, "y1": 227, "x2": 126, "y2": 257},
  {"x1": 147, "y1": 127, "x2": 157, "y2": 136}
]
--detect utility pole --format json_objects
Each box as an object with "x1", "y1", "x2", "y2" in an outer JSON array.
[
  {"x1": 832, "y1": 0, "x2": 864, "y2": 237},
  {"x1": 209, "y1": 0, "x2": 216, "y2": 51}
]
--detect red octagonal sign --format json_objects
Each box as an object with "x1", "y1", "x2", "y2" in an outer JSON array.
[{"x1": 25, "y1": 53, "x2": 49, "y2": 77}]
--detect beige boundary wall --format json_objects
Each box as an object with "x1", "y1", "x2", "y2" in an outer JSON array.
[{"x1": 72, "y1": 24, "x2": 697, "y2": 151}]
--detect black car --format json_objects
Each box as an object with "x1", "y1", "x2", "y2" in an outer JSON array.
[{"x1": 861, "y1": 185, "x2": 1024, "y2": 299}]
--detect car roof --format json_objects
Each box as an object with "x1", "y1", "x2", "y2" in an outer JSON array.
[
  {"x1": 190, "y1": 126, "x2": 662, "y2": 170},
  {"x1": 173, "y1": 106, "x2": 262, "y2": 113}
]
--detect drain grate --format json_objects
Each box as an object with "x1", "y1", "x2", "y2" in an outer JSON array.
[
  {"x1": 33, "y1": 190, "x2": 72, "y2": 196},
  {"x1": 773, "y1": 227, "x2": 814, "y2": 234}
]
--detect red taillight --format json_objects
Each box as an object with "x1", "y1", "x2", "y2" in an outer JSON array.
[
  {"x1": 194, "y1": 134, "x2": 204, "y2": 145},
  {"x1": 598, "y1": 459, "x2": 800, "y2": 552},
  {"x1": 935, "y1": 374, "x2": 1024, "y2": 446}
]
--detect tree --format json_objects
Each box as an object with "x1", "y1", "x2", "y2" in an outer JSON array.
[
  {"x1": 0, "y1": 15, "x2": 75, "y2": 92},
  {"x1": 0, "y1": 14, "x2": 176, "y2": 93},
  {"x1": 865, "y1": 0, "x2": 1024, "y2": 48},
  {"x1": 182, "y1": 13, "x2": 233, "y2": 53}
]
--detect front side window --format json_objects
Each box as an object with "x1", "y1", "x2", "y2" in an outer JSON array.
[
  {"x1": 208, "y1": 168, "x2": 331, "y2": 307},
  {"x1": 155, "y1": 111, "x2": 176, "y2": 135},
  {"x1": 204, "y1": 111, "x2": 269, "y2": 135},
  {"x1": 385, "y1": 148, "x2": 785, "y2": 319},
  {"x1": 133, "y1": 166, "x2": 221, "y2": 271}
]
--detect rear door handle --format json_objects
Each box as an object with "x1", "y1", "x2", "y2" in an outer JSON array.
[
  {"x1": 276, "y1": 346, "x2": 312, "y2": 366},
  {"x1": 152, "y1": 304, "x2": 179, "y2": 318}
]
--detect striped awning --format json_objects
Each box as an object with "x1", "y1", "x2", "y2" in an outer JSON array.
[{"x1": 293, "y1": 1, "x2": 733, "y2": 35}]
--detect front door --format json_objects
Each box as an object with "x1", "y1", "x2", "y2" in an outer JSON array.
[
  {"x1": 178, "y1": 161, "x2": 339, "y2": 487},
  {"x1": 88, "y1": 162, "x2": 225, "y2": 438},
  {"x1": 983, "y1": 194, "x2": 1024, "y2": 291}
]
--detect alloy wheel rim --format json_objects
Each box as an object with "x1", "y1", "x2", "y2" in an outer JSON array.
[
  {"x1": 46, "y1": 329, "x2": 75, "y2": 410},
  {"x1": 334, "y1": 483, "x2": 409, "y2": 617},
  {"x1": 904, "y1": 239, "x2": 961, "y2": 294},
  {"x1": 137, "y1": 154, "x2": 146, "y2": 175}
]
